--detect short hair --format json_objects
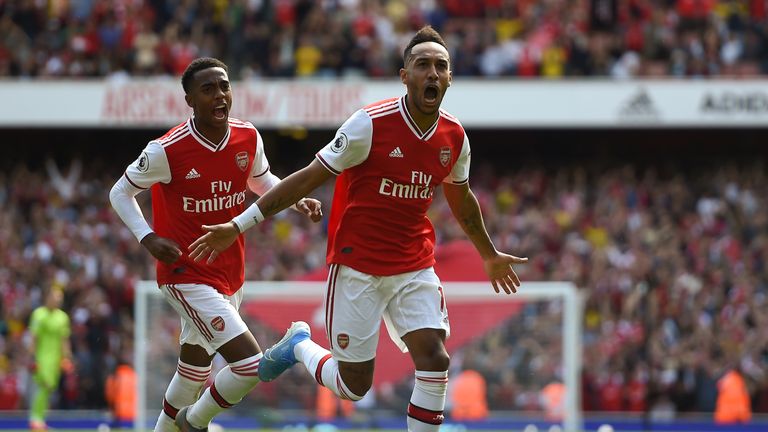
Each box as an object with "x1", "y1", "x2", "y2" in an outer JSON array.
[
  {"x1": 181, "y1": 57, "x2": 228, "y2": 94},
  {"x1": 403, "y1": 25, "x2": 448, "y2": 66}
]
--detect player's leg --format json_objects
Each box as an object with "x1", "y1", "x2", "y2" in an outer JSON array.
[
  {"x1": 164, "y1": 286, "x2": 263, "y2": 431},
  {"x1": 29, "y1": 371, "x2": 57, "y2": 430},
  {"x1": 156, "y1": 284, "x2": 218, "y2": 431},
  {"x1": 401, "y1": 329, "x2": 449, "y2": 432},
  {"x1": 259, "y1": 319, "x2": 372, "y2": 399},
  {"x1": 261, "y1": 322, "x2": 373, "y2": 401},
  {"x1": 182, "y1": 331, "x2": 262, "y2": 429},
  {"x1": 154, "y1": 343, "x2": 213, "y2": 432},
  {"x1": 385, "y1": 268, "x2": 450, "y2": 432},
  {"x1": 262, "y1": 264, "x2": 384, "y2": 400},
  {"x1": 29, "y1": 385, "x2": 50, "y2": 430},
  {"x1": 268, "y1": 332, "x2": 373, "y2": 402}
]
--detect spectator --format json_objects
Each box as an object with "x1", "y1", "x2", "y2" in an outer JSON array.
[
  {"x1": 104, "y1": 354, "x2": 137, "y2": 425},
  {"x1": 449, "y1": 369, "x2": 489, "y2": 421},
  {"x1": 2, "y1": 1, "x2": 767, "y2": 78},
  {"x1": 540, "y1": 379, "x2": 566, "y2": 421},
  {"x1": 315, "y1": 386, "x2": 354, "y2": 422},
  {"x1": 0, "y1": 360, "x2": 21, "y2": 410},
  {"x1": 2, "y1": 150, "x2": 768, "y2": 419},
  {"x1": 714, "y1": 366, "x2": 752, "y2": 424}
]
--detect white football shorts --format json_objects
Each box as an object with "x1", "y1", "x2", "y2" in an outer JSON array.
[
  {"x1": 160, "y1": 283, "x2": 248, "y2": 355},
  {"x1": 323, "y1": 264, "x2": 450, "y2": 362}
]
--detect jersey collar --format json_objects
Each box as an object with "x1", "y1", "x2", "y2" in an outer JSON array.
[
  {"x1": 399, "y1": 96, "x2": 439, "y2": 141},
  {"x1": 188, "y1": 117, "x2": 231, "y2": 152}
]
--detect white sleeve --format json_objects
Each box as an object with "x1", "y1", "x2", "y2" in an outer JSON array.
[
  {"x1": 247, "y1": 129, "x2": 281, "y2": 195},
  {"x1": 247, "y1": 171, "x2": 281, "y2": 196},
  {"x1": 444, "y1": 132, "x2": 471, "y2": 184},
  {"x1": 124, "y1": 141, "x2": 171, "y2": 188},
  {"x1": 249, "y1": 130, "x2": 270, "y2": 179},
  {"x1": 315, "y1": 109, "x2": 372, "y2": 175},
  {"x1": 109, "y1": 175, "x2": 154, "y2": 242},
  {"x1": 111, "y1": 141, "x2": 170, "y2": 242}
]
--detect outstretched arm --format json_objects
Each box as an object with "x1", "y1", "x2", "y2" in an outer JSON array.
[
  {"x1": 247, "y1": 170, "x2": 322, "y2": 221},
  {"x1": 442, "y1": 182, "x2": 528, "y2": 294},
  {"x1": 254, "y1": 159, "x2": 332, "y2": 217},
  {"x1": 189, "y1": 159, "x2": 333, "y2": 263}
]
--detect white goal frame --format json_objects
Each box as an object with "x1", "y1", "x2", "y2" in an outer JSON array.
[{"x1": 135, "y1": 281, "x2": 583, "y2": 431}]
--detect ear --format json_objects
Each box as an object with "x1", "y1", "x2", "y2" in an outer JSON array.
[
  {"x1": 447, "y1": 70, "x2": 452, "y2": 87},
  {"x1": 185, "y1": 94, "x2": 193, "y2": 109},
  {"x1": 399, "y1": 67, "x2": 407, "y2": 85}
]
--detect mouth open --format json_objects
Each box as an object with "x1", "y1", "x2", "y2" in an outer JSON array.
[
  {"x1": 213, "y1": 105, "x2": 227, "y2": 120},
  {"x1": 424, "y1": 85, "x2": 439, "y2": 103}
]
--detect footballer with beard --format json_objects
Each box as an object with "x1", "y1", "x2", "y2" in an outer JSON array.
[{"x1": 190, "y1": 28, "x2": 528, "y2": 432}]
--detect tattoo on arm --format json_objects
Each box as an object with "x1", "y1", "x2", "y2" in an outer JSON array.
[
  {"x1": 448, "y1": 185, "x2": 495, "y2": 258},
  {"x1": 258, "y1": 162, "x2": 329, "y2": 218},
  {"x1": 262, "y1": 196, "x2": 296, "y2": 218},
  {"x1": 460, "y1": 201, "x2": 484, "y2": 235}
]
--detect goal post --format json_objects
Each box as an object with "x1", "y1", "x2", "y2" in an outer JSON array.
[{"x1": 135, "y1": 281, "x2": 583, "y2": 431}]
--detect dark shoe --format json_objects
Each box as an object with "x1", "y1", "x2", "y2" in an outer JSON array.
[{"x1": 174, "y1": 406, "x2": 207, "y2": 432}]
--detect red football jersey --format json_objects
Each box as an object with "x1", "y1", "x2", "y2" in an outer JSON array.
[
  {"x1": 316, "y1": 97, "x2": 471, "y2": 276},
  {"x1": 124, "y1": 118, "x2": 270, "y2": 294}
]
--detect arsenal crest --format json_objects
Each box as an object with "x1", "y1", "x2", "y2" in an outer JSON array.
[
  {"x1": 211, "y1": 316, "x2": 225, "y2": 332},
  {"x1": 337, "y1": 333, "x2": 350, "y2": 349},
  {"x1": 235, "y1": 152, "x2": 249, "y2": 172},
  {"x1": 439, "y1": 147, "x2": 451, "y2": 167}
]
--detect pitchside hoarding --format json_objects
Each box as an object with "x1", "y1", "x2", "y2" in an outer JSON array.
[{"x1": 1, "y1": 79, "x2": 767, "y2": 128}]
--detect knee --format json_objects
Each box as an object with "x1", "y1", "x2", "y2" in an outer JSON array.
[
  {"x1": 338, "y1": 366, "x2": 373, "y2": 400},
  {"x1": 431, "y1": 351, "x2": 451, "y2": 371},
  {"x1": 414, "y1": 348, "x2": 450, "y2": 371},
  {"x1": 341, "y1": 375, "x2": 372, "y2": 399}
]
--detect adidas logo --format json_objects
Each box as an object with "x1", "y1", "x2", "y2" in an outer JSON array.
[
  {"x1": 389, "y1": 147, "x2": 404, "y2": 158},
  {"x1": 185, "y1": 168, "x2": 201, "y2": 179},
  {"x1": 620, "y1": 88, "x2": 658, "y2": 119}
]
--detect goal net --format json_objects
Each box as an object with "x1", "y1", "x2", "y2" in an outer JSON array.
[{"x1": 135, "y1": 281, "x2": 583, "y2": 431}]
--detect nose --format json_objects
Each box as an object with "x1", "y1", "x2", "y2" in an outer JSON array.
[
  {"x1": 214, "y1": 84, "x2": 226, "y2": 98},
  {"x1": 427, "y1": 65, "x2": 438, "y2": 81}
]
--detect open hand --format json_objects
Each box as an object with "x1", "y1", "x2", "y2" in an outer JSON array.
[
  {"x1": 483, "y1": 252, "x2": 528, "y2": 294},
  {"x1": 188, "y1": 222, "x2": 240, "y2": 264},
  {"x1": 296, "y1": 198, "x2": 323, "y2": 222}
]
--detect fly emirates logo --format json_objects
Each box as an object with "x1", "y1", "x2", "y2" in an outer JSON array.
[
  {"x1": 378, "y1": 171, "x2": 434, "y2": 199},
  {"x1": 183, "y1": 181, "x2": 247, "y2": 213}
]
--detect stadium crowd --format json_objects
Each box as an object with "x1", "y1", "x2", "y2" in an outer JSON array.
[
  {"x1": 1, "y1": 0, "x2": 767, "y2": 79},
  {"x1": 1, "y1": 152, "x2": 767, "y2": 418}
]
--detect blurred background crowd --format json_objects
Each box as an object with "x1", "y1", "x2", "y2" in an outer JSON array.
[
  {"x1": 1, "y1": 0, "x2": 768, "y2": 425},
  {"x1": 1, "y1": 0, "x2": 767, "y2": 79},
  {"x1": 1, "y1": 145, "x2": 767, "y2": 417}
]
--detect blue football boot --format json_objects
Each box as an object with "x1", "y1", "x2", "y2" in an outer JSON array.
[{"x1": 258, "y1": 321, "x2": 311, "y2": 382}]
